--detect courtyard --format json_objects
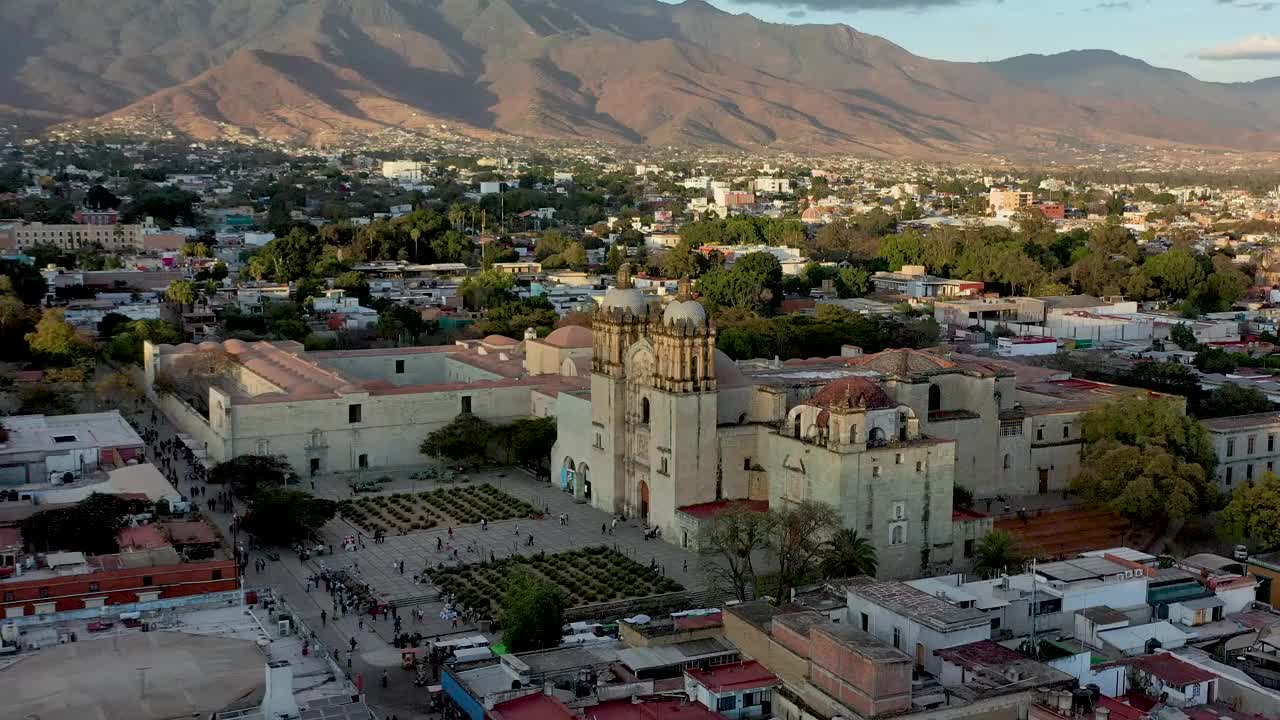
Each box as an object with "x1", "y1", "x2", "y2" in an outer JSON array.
[{"x1": 336, "y1": 484, "x2": 539, "y2": 535}]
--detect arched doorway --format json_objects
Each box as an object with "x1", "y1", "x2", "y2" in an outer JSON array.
[
  {"x1": 638, "y1": 480, "x2": 650, "y2": 521},
  {"x1": 561, "y1": 457, "x2": 576, "y2": 492},
  {"x1": 579, "y1": 463, "x2": 591, "y2": 499},
  {"x1": 928, "y1": 384, "x2": 941, "y2": 413}
]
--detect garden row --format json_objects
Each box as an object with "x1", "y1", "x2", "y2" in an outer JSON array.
[
  {"x1": 337, "y1": 484, "x2": 538, "y2": 535},
  {"x1": 427, "y1": 546, "x2": 684, "y2": 611}
]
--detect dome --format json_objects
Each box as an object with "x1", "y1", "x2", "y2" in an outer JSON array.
[
  {"x1": 663, "y1": 299, "x2": 707, "y2": 327},
  {"x1": 197, "y1": 341, "x2": 221, "y2": 351},
  {"x1": 223, "y1": 339, "x2": 250, "y2": 354},
  {"x1": 715, "y1": 350, "x2": 748, "y2": 389},
  {"x1": 809, "y1": 377, "x2": 895, "y2": 411},
  {"x1": 600, "y1": 286, "x2": 649, "y2": 316},
  {"x1": 482, "y1": 334, "x2": 518, "y2": 347},
  {"x1": 543, "y1": 325, "x2": 593, "y2": 348}
]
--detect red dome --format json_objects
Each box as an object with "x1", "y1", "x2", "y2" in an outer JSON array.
[{"x1": 809, "y1": 377, "x2": 894, "y2": 410}]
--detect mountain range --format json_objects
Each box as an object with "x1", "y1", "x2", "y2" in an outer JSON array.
[{"x1": 3, "y1": 0, "x2": 1279, "y2": 157}]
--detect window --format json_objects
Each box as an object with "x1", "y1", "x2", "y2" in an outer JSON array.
[
  {"x1": 964, "y1": 539, "x2": 975, "y2": 558},
  {"x1": 1063, "y1": 426, "x2": 1070, "y2": 439},
  {"x1": 895, "y1": 453, "x2": 903, "y2": 465},
  {"x1": 348, "y1": 404, "x2": 362, "y2": 423},
  {"x1": 1033, "y1": 598, "x2": 1062, "y2": 615},
  {"x1": 893, "y1": 502, "x2": 905, "y2": 520},
  {"x1": 659, "y1": 457, "x2": 669, "y2": 475},
  {"x1": 915, "y1": 460, "x2": 923, "y2": 472},
  {"x1": 358, "y1": 454, "x2": 369, "y2": 469},
  {"x1": 52, "y1": 434, "x2": 77, "y2": 443},
  {"x1": 395, "y1": 359, "x2": 405, "y2": 374},
  {"x1": 88, "y1": 582, "x2": 100, "y2": 592},
  {"x1": 1270, "y1": 435, "x2": 1275, "y2": 452},
  {"x1": 744, "y1": 457, "x2": 752, "y2": 471},
  {"x1": 928, "y1": 385, "x2": 941, "y2": 412},
  {"x1": 2, "y1": 591, "x2": 12, "y2": 602},
  {"x1": 892, "y1": 627, "x2": 901, "y2": 648},
  {"x1": 872, "y1": 466, "x2": 881, "y2": 478},
  {"x1": 1003, "y1": 454, "x2": 1011, "y2": 469},
  {"x1": 991, "y1": 617, "x2": 1002, "y2": 630},
  {"x1": 1226, "y1": 467, "x2": 1234, "y2": 485},
  {"x1": 1249, "y1": 436, "x2": 1257, "y2": 455},
  {"x1": 594, "y1": 433, "x2": 603, "y2": 450},
  {"x1": 142, "y1": 576, "x2": 153, "y2": 587},
  {"x1": 891, "y1": 524, "x2": 905, "y2": 545},
  {"x1": 999, "y1": 421, "x2": 1022, "y2": 437},
  {"x1": 38, "y1": 587, "x2": 49, "y2": 598},
  {"x1": 1190, "y1": 684, "x2": 1200, "y2": 697},
  {"x1": 1248, "y1": 464, "x2": 1254, "y2": 481},
  {"x1": 1228, "y1": 438, "x2": 1236, "y2": 457},
  {"x1": 861, "y1": 612, "x2": 870, "y2": 631},
  {"x1": 1036, "y1": 427, "x2": 1044, "y2": 441},
  {"x1": 641, "y1": 397, "x2": 650, "y2": 424},
  {"x1": 212, "y1": 569, "x2": 223, "y2": 580},
  {"x1": 742, "y1": 692, "x2": 757, "y2": 707},
  {"x1": 717, "y1": 696, "x2": 738, "y2": 712}
]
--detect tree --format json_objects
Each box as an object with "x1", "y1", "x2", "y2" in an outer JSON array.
[
  {"x1": 0, "y1": 260, "x2": 51, "y2": 305},
  {"x1": 182, "y1": 242, "x2": 210, "y2": 259},
  {"x1": 332, "y1": 271, "x2": 371, "y2": 305},
  {"x1": 210, "y1": 454, "x2": 300, "y2": 499},
  {"x1": 106, "y1": 319, "x2": 184, "y2": 364},
  {"x1": 770, "y1": 501, "x2": 840, "y2": 599},
  {"x1": 560, "y1": 241, "x2": 588, "y2": 271},
  {"x1": 501, "y1": 571, "x2": 566, "y2": 652},
  {"x1": 1169, "y1": 322, "x2": 1198, "y2": 350},
  {"x1": 973, "y1": 530, "x2": 1026, "y2": 578},
  {"x1": 698, "y1": 507, "x2": 773, "y2": 602},
  {"x1": 25, "y1": 308, "x2": 91, "y2": 365},
  {"x1": 97, "y1": 311, "x2": 133, "y2": 339},
  {"x1": 477, "y1": 296, "x2": 559, "y2": 338},
  {"x1": 18, "y1": 384, "x2": 77, "y2": 415},
  {"x1": 20, "y1": 493, "x2": 143, "y2": 554},
  {"x1": 420, "y1": 413, "x2": 492, "y2": 463},
  {"x1": 84, "y1": 184, "x2": 121, "y2": 210},
  {"x1": 1195, "y1": 384, "x2": 1272, "y2": 420},
  {"x1": 95, "y1": 371, "x2": 143, "y2": 411},
  {"x1": 1143, "y1": 250, "x2": 1203, "y2": 300},
  {"x1": 499, "y1": 417, "x2": 557, "y2": 472},
  {"x1": 818, "y1": 529, "x2": 878, "y2": 579},
  {"x1": 241, "y1": 487, "x2": 337, "y2": 546},
  {"x1": 697, "y1": 252, "x2": 784, "y2": 314},
  {"x1": 953, "y1": 485, "x2": 974, "y2": 509},
  {"x1": 605, "y1": 245, "x2": 626, "y2": 273},
  {"x1": 377, "y1": 303, "x2": 430, "y2": 344},
  {"x1": 1073, "y1": 394, "x2": 1216, "y2": 526},
  {"x1": 458, "y1": 270, "x2": 516, "y2": 311},
  {"x1": 0, "y1": 294, "x2": 37, "y2": 357},
  {"x1": 166, "y1": 280, "x2": 198, "y2": 311},
  {"x1": 1221, "y1": 472, "x2": 1280, "y2": 550}
]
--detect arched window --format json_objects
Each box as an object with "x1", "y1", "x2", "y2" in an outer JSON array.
[
  {"x1": 641, "y1": 397, "x2": 650, "y2": 424},
  {"x1": 868, "y1": 427, "x2": 886, "y2": 446},
  {"x1": 1002, "y1": 454, "x2": 1011, "y2": 469},
  {"x1": 794, "y1": 415, "x2": 802, "y2": 439},
  {"x1": 891, "y1": 525, "x2": 905, "y2": 545},
  {"x1": 928, "y1": 384, "x2": 942, "y2": 413}
]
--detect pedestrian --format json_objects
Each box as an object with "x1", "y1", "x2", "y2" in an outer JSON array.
[
  {"x1": 481, "y1": 518, "x2": 487, "y2": 531},
  {"x1": 437, "y1": 536, "x2": 443, "y2": 551},
  {"x1": 601, "y1": 523, "x2": 607, "y2": 535},
  {"x1": 447, "y1": 527, "x2": 453, "y2": 538},
  {"x1": 381, "y1": 669, "x2": 388, "y2": 688},
  {"x1": 321, "y1": 609, "x2": 327, "y2": 626},
  {"x1": 514, "y1": 523, "x2": 519, "y2": 535},
  {"x1": 358, "y1": 618, "x2": 364, "y2": 631},
  {"x1": 683, "y1": 559, "x2": 687, "y2": 573}
]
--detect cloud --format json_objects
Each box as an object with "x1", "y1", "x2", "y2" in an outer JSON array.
[
  {"x1": 1093, "y1": 1, "x2": 1131, "y2": 8},
  {"x1": 787, "y1": 9, "x2": 807, "y2": 17},
  {"x1": 1198, "y1": 34, "x2": 1280, "y2": 60}
]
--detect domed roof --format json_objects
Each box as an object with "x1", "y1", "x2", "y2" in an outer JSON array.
[
  {"x1": 482, "y1": 334, "x2": 518, "y2": 347},
  {"x1": 601, "y1": 286, "x2": 649, "y2": 316},
  {"x1": 543, "y1": 325, "x2": 593, "y2": 348},
  {"x1": 809, "y1": 377, "x2": 895, "y2": 411},
  {"x1": 848, "y1": 348, "x2": 955, "y2": 377},
  {"x1": 223, "y1": 339, "x2": 250, "y2": 354},
  {"x1": 715, "y1": 350, "x2": 748, "y2": 389},
  {"x1": 663, "y1": 299, "x2": 707, "y2": 327}
]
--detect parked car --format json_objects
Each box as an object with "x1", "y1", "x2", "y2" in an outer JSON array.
[{"x1": 1234, "y1": 544, "x2": 1249, "y2": 561}]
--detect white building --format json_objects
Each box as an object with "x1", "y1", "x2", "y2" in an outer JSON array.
[
  {"x1": 1200, "y1": 412, "x2": 1280, "y2": 492},
  {"x1": 844, "y1": 579, "x2": 992, "y2": 676},
  {"x1": 381, "y1": 160, "x2": 428, "y2": 183}
]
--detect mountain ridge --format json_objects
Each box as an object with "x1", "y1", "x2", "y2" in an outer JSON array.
[{"x1": 1, "y1": 0, "x2": 1277, "y2": 155}]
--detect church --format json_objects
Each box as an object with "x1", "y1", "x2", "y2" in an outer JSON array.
[{"x1": 553, "y1": 265, "x2": 1153, "y2": 579}]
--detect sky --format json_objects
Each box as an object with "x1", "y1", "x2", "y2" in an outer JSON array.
[{"x1": 660, "y1": 0, "x2": 1280, "y2": 83}]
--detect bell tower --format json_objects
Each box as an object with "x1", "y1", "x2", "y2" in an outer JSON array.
[{"x1": 650, "y1": 277, "x2": 717, "y2": 393}]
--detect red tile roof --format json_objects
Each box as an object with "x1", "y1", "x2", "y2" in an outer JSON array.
[
  {"x1": 1130, "y1": 653, "x2": 1217, "y2": 687},
  {"x1": 117, "y1": 525, "x2": 171, "y2": 551},
  {"x1": 587, "y1": 697, "x2": 727, "y2": 720},
  {"x1": 673, "y1": 611, "x2": 724, "y2": 631},
  {"x1": 491, "y1": 693, "x2": 574, "y2": 720},
  {"x1": 678, "y1": 499, "x2": 768, "y2": 520},
  {"x1": 685, "y1": 660, "x2": 780, "y2": 694}
]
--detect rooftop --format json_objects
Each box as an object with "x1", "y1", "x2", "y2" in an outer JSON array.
[
  {"x1": 1126, "y1": 652, "x2": 1218, "y2": 687},
  {"x1": 0, "y1": 411, "x2": 143, "y2": 457},
  {"x1": 848, "y1": 580, "x2": 989, "y2": 632},
  {"x1": 1036, "y1": 556, "x2": 1135, "y2": 584},
  {"x1": 684, "y1": 659, "x2": 780, "y2": 693},
  {"x1": 1201, "y1": 411, "x2": 1280, "y2": 432},
  {"x1": 934, "y1": 640, "x2": 1073, "y2": 693}
]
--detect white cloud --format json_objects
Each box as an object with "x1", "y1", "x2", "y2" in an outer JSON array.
[{"x1": 1198, "y1": 34, "x2": 1280, "y2": 60}]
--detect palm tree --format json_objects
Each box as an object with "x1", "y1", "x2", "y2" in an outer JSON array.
[
  {"x1": 818, "y1": 529, "x2": 878, "y2": 579},
  {"x1": 166, "y1": 280, "x2": 197, "y2": 313},
  {"x1": 974, "y1": 530, "x2": 1026, "y2": 578}
]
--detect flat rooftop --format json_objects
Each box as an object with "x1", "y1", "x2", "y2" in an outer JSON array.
[
  {"x1": 848, "y1": 581, "x2": 989, "y2": 632},
  {"x1": 0, "y1": 411, "x2": 144, "y2": 455},
  {"x1": 1201, "y1": 411, "x2": 1280, "y2": 432}
]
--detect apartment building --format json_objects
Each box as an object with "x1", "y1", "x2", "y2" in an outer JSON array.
[
  {"x1": 989, "y1": 188, "x2": 1033, "y2": 217},
  {"x1": 1200, "y1": 411, "x2": 1280, "y2": 491},
  {"x1": 6, "y1": 221, "x2": 145, "y2": 251}
]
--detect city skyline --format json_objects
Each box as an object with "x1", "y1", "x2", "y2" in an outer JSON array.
[{"x1": 662, "y1": 0, "x2": 1280, "y2": 83}]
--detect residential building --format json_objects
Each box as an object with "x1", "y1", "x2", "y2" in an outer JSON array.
[
  {"x1": 0, "y1": 411, "x2": 145, "y2": 489},
  {"x1": 989, "y1": 188, "x2": 1033, "y2": 217},
  {"x1": 72, "y1": 208, "x2": 120, "y2": 225},
  {"x1": 872, "y1": 266, "x2": 984, "y2": 299},
  {"x1": 684, "y1": 660, "x2": 780, "y2": 718},
  {"x1": 6, "y1": 221, "x2": 146, "y2": 251},
  {"x1": 1200, "y1": 412, "x2": 1280, "y2": 491},
  {"x1": 844, "y1": 579, "x2": 992, "y2": 676},
  {"x1": 381, "y1": 160, "x2": 428, "y2": 183},
  {"x1": 0, "y1": 555, "x2": 236, "y2": 618}
]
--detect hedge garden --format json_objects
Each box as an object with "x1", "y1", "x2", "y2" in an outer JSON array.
[{"x1": 337, "y1": 484, "x2": 538, "y2": 535}]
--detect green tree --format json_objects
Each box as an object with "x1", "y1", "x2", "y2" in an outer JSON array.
[
  {"x1": 1169, "y1": 322, "x2": 1198, "y2": 350},
  {"x1": 0, "y1": 260, "x2": 52, "y2": 305},
  {"x1": 378, "y1": 303, "x2": 430, "y2": 344},
  {"x1": 84, "y1": 184, "x2": 121, "y2": 210},
  {"x1": 210, "y1": 454, "x2": 299, "y2": 499},
  {"x1": 166, "y1": 280, "x2": 198, "y2": 311},
  {"x1": 242, "y1": 487, "x2": 337, "y2": 546},
  {"x1": 1195, "y1": 384, "x2": 1272, "y2": 420},
  {"x1": 501, "y1": 572, "x2": 566, "y2": 652},
  {"x1": 698, "y1": 506, "x2": 774, "y2": 602},
  {"x1": 459, "y1": 270, "x2": 516, "y2": 311},
  {"x1": 1221, "y1": 472, "x2": 1280, "y2": 550},
  {"x1": 973, "y1": 530, "x2": 1026, "y2": 578},
  {"x1": 818, "y1": 529, "x2": 878, "y2": 579},
  {"x1": 477, "y1": 296, "x2": 559, "y2": 338},
  {"x1": 20, "y1": 493, "x2": 143, "y2": 554},
  {"x1": 420, "y1": 413, "x2": 492, "y2": 463},
  {"x1": 182, "y1": 242, "x2": 210, "y2": 258},
  {"x1": 560, "y1": 241, "x2": 588, "y2": 271},
  {"x1": 1143, "y1": 250, "x2": 1203, "y2": 300},
  {"x1": 332, "y1": 271, "x2": 371, "y2": 305},
  {"x1": 1073, "y1": 394, "x2": 1216, "y2": 526},
  {"x1": 0, "y1": 294, "x2": 38, "y2": 356},
  {"x1": 18, "y1": 384, "x2": 77, "y2": 415},
  {"x1": 497, "y1": 417, "x2": 557, "y2": 472},
  {"x1": 26, "y1": 308, "x2": 91, "y2": 365},
  {"x1": 771, "y1": 500, "x2": 840, "y2": 599},
  {"x1": 605, "y1": 245, "x2": 626, "y2": 274}
]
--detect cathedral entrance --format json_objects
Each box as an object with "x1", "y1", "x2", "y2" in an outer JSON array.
[
  {"x1": 638, "y1": 480, "x2": 650, "y2": 521},
  {"x1": 578, "y1": 464, "x2": 590, "y2": 499},
  {"x1": 561, "y1": 457, "x2": 576, "y2": 492}
]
